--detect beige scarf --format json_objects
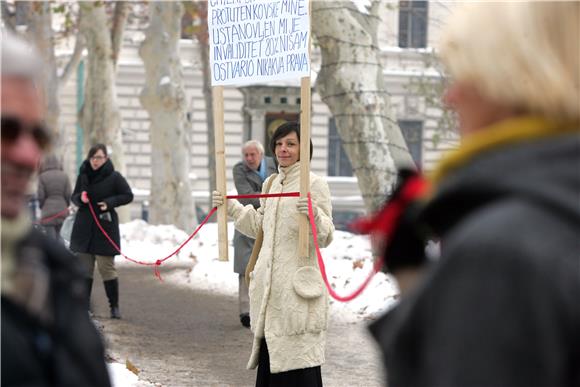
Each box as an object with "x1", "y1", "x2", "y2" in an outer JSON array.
[
  {"x1": 1, "y1": 213, "x2": 52, "y2": 321},
  {"x1": 1, "y1": 213, "x2": 31, "y2": 294}
]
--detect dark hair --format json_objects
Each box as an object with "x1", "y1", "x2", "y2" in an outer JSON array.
[
  {"x1": 269, "y1": 121, "x2": 313, "y2": 161},
  {"x1": 87, "y1": 143, "x2": 108, "y2": 159}
]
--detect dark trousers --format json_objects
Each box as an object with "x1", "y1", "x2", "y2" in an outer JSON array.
[
  {"x1": 42, "y1": 224, "x2": 63, "y2": 243},
  {"x1": 256, "y1": 338, "x2": 323, "y2": 387}
]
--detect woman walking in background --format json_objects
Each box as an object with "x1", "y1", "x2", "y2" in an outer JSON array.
[
  {"x1": 70, "y1": 144, "x2": 133, "y2": 319},
  {"x1": 37, "y1": 153, "x2": 71, "y2": 242},
  {"x1": 213, "y1": 122, "x2": 335, "y2": 387}
]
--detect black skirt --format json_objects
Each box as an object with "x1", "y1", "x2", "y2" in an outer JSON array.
[{"x1": 256, "y1": 338, "x2": 323, "y2": 387}]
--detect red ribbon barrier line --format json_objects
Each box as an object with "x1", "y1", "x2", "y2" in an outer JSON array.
[
  {"x1": 87, "y1": 189, "x2": 392, "y2": 301},
  {"x1": 34, "y1": 207, "x2": 70, "y2": 224},
  {"x1": 86, "y1": 191, "x2": 298, "y2": 280},
  {"x1": 307, "y1": 193, "x2": 383, "y2": 302},
  {"x1": 308, "y1": 177, "x2": 430, "y2": 302},
  {"x1": 228, "y1": 192, "x2": 300, "y2": 200},
  {"x1": 87, "y1": 198, "x2": 217, "y2": 281}
]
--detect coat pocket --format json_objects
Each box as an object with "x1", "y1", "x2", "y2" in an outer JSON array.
[{"x1": 292, "y1": 266, "x2": 324, "y2": 299}]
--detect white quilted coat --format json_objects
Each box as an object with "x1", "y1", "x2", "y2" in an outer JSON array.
[{"x1": 228, "y1": 162, "x2": 335, "y2": 373}]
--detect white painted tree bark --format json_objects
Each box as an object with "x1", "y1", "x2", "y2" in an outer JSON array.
[
  {"x1": 26, "y1": 2, "x2": 60, "y2": 139},
  {"x1": 4, "y1": 2, "x2": 84, "y2": 149},
  {"x1": 139, "y1": 2, "x2": 197, "y2": 231},
  {"x1": 312, "y1": 1, "x2": 414, "y2": 212},
  {"x1": 191, "y1": 0, "x2": 217, "y2": 200},
  {"x1": 78, "y1": 2, "x2": 126, "y2": 174}
]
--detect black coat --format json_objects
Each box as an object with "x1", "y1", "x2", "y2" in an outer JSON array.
[
  {"x1": 1, "y1": 228, "x2": 112, "y2": 387},
  {"x1": 370, "y1": 129, "x2": 580, "y2": 387},
  {"x1": 70, "y1": 159, "x2": 133, "y2": 256}
]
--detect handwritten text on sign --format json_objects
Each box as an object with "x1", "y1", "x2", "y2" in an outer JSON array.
[{"x1": 208, "y1": 0, "x2": 310, "y2": 86}]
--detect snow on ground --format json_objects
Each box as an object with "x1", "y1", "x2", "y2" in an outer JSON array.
[
  {"x1": 108, "y1": 362, "x2": 154, "y2": 387},
  {"x1": 118, "y1": 220, "x2": 399, "y2": 323}
]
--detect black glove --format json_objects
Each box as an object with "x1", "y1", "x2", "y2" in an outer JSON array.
[
  {"x1": 351, "y1": 169, "x2": 430, "y2": 274},
  {"x1": 381, "y1": 201, "x2": 429, "y2": 273}
]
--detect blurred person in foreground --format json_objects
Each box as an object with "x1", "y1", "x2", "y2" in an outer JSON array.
[
  {"x1": 0, "y1": 30, "x2": 111, "y2": 387},
  {"x1": 232, "y1": 140, "x2": 276, "y2": 328},
  {"x1": 37, "y1": 153, "x2": 72, "y2": 242},
  {"x1": 368, "y1": 3, "x2": 580, "y2": 386}
]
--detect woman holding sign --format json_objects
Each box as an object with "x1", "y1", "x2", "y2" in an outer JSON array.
[{"x1": 213, "y1": 122, "x2": 334, "y2": 386}]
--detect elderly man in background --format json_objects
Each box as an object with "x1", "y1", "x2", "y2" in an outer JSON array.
[
  {"x1": 0, "y1": 30, "x2": 111, "y2": 387},
  {"x1": 232, "y1": 140, "x2": 276, "y2": 328}
]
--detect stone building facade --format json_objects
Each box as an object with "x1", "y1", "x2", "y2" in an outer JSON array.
[{"x1": 56, "y1": 1, "x2": 457, "y2": 220}]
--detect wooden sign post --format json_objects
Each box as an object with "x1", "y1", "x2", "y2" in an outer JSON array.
[
  {"x1": 299, "y1": 0, "x2": 312, "y2": 258},
  {"x1": 212, "y1": 86, "x2": 228, "y2": 261},
  {"x1": 298, "y1": 77, "x2": 311, "y2": 257},
  {"x1": 208, "y1": 0, "x2": 312, "y2": 262}
]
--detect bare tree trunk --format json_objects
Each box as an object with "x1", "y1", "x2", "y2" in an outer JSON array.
[
  {"x1": 78, "y1": 2, "x2": 124, "y2": 175},
  {"x1": 27, "y1": 2, "x2": 60, "y2": 141},
  {"x1": 1, "y1": 2, "x2": 17, "y2": 30},
  {"x1": 139, "y1": 1, "x2": 197, "y2": 231},
  {"x1": 312, "y1": 1, "x2": 414, "y2": 212},
  {"x1": 10, "y1": 2, "x2": 83, "y2": 151},
  {"x1": 111, "y1": 1, "x2": 128, "y2": 70},
  {"x1": 193, "y1": 0, "x2": 216, "y2": 200}
]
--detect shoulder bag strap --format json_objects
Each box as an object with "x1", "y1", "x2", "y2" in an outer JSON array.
[{"x1": 244, "y1": 174, "x2": 277, "y2": 285}]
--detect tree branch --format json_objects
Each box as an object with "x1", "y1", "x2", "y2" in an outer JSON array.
[
  {"x1": 111, "y1": 1, "x2": 128, "y2": 68},
  {"x1": 1, "y1": 1, "x2": 17, "y2": 31},
  {"x1": 369, "y1": 0, "x2": 381, "y2": 18},
  {"x1": 59, "y1": 33, "x2": 85, "y2": 88}
]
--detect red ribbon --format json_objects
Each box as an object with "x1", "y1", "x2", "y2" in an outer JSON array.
[
  {"x1": 229, "y1": 192, "x2": 300, "y2": 199},
  {"x1": 87, "y1": 186, "x2": 425, "y2": 302},
  {"x1": 34, "y1": 207, "x2": 70, "y2": 224},
  {"x1": 307, "y1": 193, "x2": 381, "y2": 302},
  {"x1": 86, "y1": 192, "x2": 297, "y2": 280},
  {"x1": 87, "y1": 199, "x2": 217, "y2": 281}
]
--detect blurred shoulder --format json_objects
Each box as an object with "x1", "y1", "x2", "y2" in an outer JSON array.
[{"x1": 443, "y1": 198, "x2": 579, "y2": 271}]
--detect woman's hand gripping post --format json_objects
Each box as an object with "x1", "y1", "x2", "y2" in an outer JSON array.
[{"x1": 212, "y1": 190, "x2": 224, "y2": 208}]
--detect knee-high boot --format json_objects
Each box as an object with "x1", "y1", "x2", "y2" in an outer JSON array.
[{"x1": 103, "y1": 278, "x2": 121, "y2": 319}]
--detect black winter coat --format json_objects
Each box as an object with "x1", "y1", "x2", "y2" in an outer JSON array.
[
  {"x1": 70, "y1": 159, "x2": 133, "y2": 256},
  {"x1": 1, "y1": 228, "x2": 112, "y2": 387},
  {"x1": 370, "y1": 127, "x2": 580, "y2": 387}
]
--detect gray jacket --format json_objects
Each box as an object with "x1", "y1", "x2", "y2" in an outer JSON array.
[
  {"x1": 37, "y1": 155, "x2": 71, "y2": 226},
  {"x1": 370, "y1": 129, "x2": 580, "y2": 387},
  {"x1": 232, "y1": 157, "x2": 276, "y2": 274}
]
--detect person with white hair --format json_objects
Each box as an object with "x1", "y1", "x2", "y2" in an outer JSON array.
[
  {"x1": 369, "y1": 2, "x2": 580, "y2": 386},
  {"x1": 0, "y1": 30, "x2": 111, "y2": 387},
  {"x1": 232, "y1": 140, "x2": 276, "y2": 328}
]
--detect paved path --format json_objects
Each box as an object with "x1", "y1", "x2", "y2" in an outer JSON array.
[{"x1": 93, "y1": 265, "x2": 384, "y2": 387}]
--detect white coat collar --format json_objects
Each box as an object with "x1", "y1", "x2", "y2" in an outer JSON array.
[{"x1": 278, "y1": 161, "x2": 301, "y2": 183}]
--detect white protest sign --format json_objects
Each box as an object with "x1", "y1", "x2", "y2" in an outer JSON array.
[{"x1": 208, "y1": 0, "x2": 310, "y2": 86}]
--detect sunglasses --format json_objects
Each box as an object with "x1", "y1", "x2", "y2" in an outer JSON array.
[{"x1": 1, "y1": 116, "x2": 51, "y2": 150}]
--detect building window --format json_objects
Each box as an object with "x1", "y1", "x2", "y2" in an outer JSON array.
[
  {"x1": 398, "y1": 1, "x2": 428, "y2": 48},
  {"x1": 327, "y1": 118, "x2": 353, "y2": 177},
  {"x1": 398, "y1": 120, "x2": 423, "y2": 166}
]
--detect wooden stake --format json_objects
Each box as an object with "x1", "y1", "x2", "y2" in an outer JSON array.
[
  {"x1": 213, "y1": 86, "x2": 228, "y2": 261},
  {"x1": 298, "y1": 0, "x2": 312, "y2": 259},
  {"x1": 298, "y1": 76, "x2": 311, "y2": 258}
]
